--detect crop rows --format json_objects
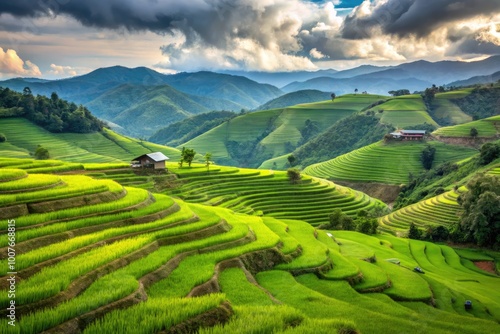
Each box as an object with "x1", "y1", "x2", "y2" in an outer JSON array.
[
  {"x1": 304, "y1": 141, "x2": 477, "y2": 184},
  {"x1": 434, "y1": 115, "x2": 500, "y2": 137},
  {"x1": 166, "y1": 164, "x2": 385, "y2": 226},
  {"x1": 0, "y1": 161, "x2": 499, "y2": 333},
  {"x1": 379, "y1": 188, "x2": 464, "y2": 233}
]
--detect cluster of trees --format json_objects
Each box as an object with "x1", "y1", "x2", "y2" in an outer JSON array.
[
  {"x1": 178, "y1": 147, "x2": 196, "y2": 167},
  {"x1": 0, "y1": 87, "x2": 104, "y2": 133},
  {"x1": 321, "y1": 209, "x2": 379, "y2": 235},
  {"x1": 454, "y1": 86, "x2": 500, "y2": 120},
  {"x1": 406, "y1": 174, "x2": 500, "y2": 249},
  {"x1": 388, "y1": 89, "x2": 410, "y2": 96}
]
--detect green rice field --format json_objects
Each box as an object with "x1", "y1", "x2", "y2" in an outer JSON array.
[
  {"x1": 433, "y1": 115, "x2": 500, "y2": 137},
  {"x1": 0, "y1": 160, "x2": 498, "y2": 333}
]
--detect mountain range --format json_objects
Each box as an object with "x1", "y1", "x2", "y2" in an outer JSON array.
[{"x1": 1, "y1": 55, "x2": 499, "y2": 137}]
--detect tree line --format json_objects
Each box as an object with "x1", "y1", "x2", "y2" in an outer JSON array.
[{"x1": 0, "y1": 87, "x2": 104, "y2": 133}]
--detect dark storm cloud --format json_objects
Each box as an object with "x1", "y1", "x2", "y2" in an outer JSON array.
[{"x1": 342, "y1": 0, "x2": 500, "y2": 39}]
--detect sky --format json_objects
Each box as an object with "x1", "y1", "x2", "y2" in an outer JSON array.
[{"x1": 0, "y1": 0, "x2": 499, "y2": 79}]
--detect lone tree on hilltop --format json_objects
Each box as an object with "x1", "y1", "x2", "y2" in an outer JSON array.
[
  {"x1": 331, "y1": 92, "x2": 336, "y2": 101},
  {"x1": 354, "y1": 88, "x2": 358, "y2": 95},
  {"x1": 287, "y1": 154, "x2": 296, "y2": 167},
  {"x1": 470, "y1": 127, "x2": 478, "y2": 138}
]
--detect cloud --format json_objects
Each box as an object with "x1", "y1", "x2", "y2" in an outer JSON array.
[
  {"x1": 0, "y1": 47, "x2": 41, "y2": 77},
  {"x1": 0, "y1": 0, "x2": 498, "y2": 72},
  {"x1": 341, "y1": 0, "x2": 499, "y2": 39},
  {"x1": 48, "y1": 64, "x2": 91, "y2": 78}
]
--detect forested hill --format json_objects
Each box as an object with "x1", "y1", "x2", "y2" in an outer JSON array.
[{"x1": 0, "y1": 87, "x2": 104, "y2": 133}]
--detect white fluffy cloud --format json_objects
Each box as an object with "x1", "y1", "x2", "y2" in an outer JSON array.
[
  {"x1": 0, "y1": 47, "x2": 41, "y2": 77},
  {"x1": 48, "y1": 64, "x2": 91, "y2": 77}
]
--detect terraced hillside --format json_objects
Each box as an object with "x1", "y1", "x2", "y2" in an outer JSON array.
[
  {"x1": 0, "y1": 118, "x2": 182, "y2": 162},
  {"x1": 379, "y1": 187, "x2": 465, "y2": 234},
  {"x1": 366, "y1": 95, "x2": 439, "y2": 128},
  {"x1": 304, "y1": 140, "x2": 477, "y2": 184},
  {"x1": 181, "y1": 94, "x2": 386, "y2": 167},
  {"x1": 433, "y1": 115, "x2": 500, "y2": 137},
  {"x1": 1, "y1": 166, "x2": 499, "y2": 333},
  {"x1": 163, "y1": 163, "x2": 386, "y2": 226}
]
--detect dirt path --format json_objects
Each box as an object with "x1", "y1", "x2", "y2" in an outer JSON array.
[{"x1": 473, "y1": 261, "x2": 497, "y2": 275}]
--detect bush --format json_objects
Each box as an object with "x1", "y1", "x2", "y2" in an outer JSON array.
[
  {"x1": 287, "y1": 168, "x2": 301, "y2": 184},
  {"x1": 34, "y1": 145, "x2": 50, "y2": 160},
  {"x1": 0, "y1": 133, "x2": 5, "y2": 142},
  {"x1": 478, "y1": 142, "x2": 500, "y2": 166}
]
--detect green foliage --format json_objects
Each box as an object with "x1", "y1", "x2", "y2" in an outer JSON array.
[
  {"x1": 287, "y1": 154, "x2": 296, "y2": 167},
  {"x1": 420, "y1": 145, "x2": 436, "y2": 170},
  {"x1": 0, "y1": 133, "x2": 5, "y2": 142},
  {"x1": 478, "y1": 142, "x2": 500, "y2": 166},
  {"x1": 256, "y1": 90, "x2": 332, "y2": 110},
  {"x1": 453, "y1": 86, "x2": 500, "y2": 120},
  {"x1": 287, "y1": 168, "x2": 301, "y2": 184},
  {"x1": 408, "y1": 223, "x2": 422, "y2": 239},
  {"x1": 388, "y1": 89, "x2": 410, "y2": 96},
  {"x1": 0, "y1": 87, "x2": 104, "y2": 133},
  {"x1": 205, "y1": 152, "x2": 212, "y2": 171},
  {"x1": 470, "y1": 127, "x2": 478, "y2": 137},
  {"x1": 180, "y1": 147, "x2": 196, "y2": 167},
  {"x1": 34, "y1": 145, "x2": 49, "y2": 160},
  {"x1": 295, "y1": 113, "x2": 394, "y2": 167},
  {"x1": 457, "y1": 174, "x2": 500, "y2": 248}
]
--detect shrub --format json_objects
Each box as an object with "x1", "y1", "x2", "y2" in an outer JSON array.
[
  {"x1": 34, "y1": 145, "x2": 50, "y2": 160},
  {"x1": 0, "y1": 133, "x2": 5, "y2": 142},
  {"x1": 287, "y1": 168, "x2": 301, "y2": 184}
]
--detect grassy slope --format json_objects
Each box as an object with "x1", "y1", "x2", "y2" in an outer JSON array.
[
  {"x1": 433, "y1": 115, "x2": 500, "y2": 137},
  {"x1": 304, "y1": 140, "x2": 478, "y2": 184},
  {"x1": 0, "y1": 165, "x2": 498, "y2": 333},
  {"x1": 182, "y1": 94, "x2": 386, "y2": 166},
  {"x1": 0, "y1": 118, "x2": 182, "y2": 162},
  {"x1": 370, "y1": 95, "x2": 439, "y2": 128}
]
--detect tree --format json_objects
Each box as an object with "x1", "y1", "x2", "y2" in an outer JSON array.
[
  {"x1": 34, "y1": 145, "x2": 49, "y2": 160},
  {"x1": 181, "y1": 147, "x2": 196, "y2": 167},
  {"x1": 354, "y1": 88, "x2": 358, "y2": 95},
  {"x1": 287, "y1": 154, "x2": 296, "y2": 167},
  {"x1": 478, "y1": 142, "x2": 500, "y2": 166},
  {"x1": 408, "y1": 223, "x2": 421, "y2": 240},
  {"x1": 420, "y1": 145, "x2": 436, "y2": 170},
  {"x1": 457, "y1": 174, "x2": 500, "y2": 248},
  {"x1": 331, "y1": 92, "x2": 336, "y2": 101},
  {"x1": 287, "y1": 168, "x2": 301, "y2": 184},
  {"x1": 205, "y1": 152, "x2": 212, "y2": 171},
  {"x1": 0, "y1": 133, "x2": 5, "y2": 142},
  {"x1": 470, "y1": 127, "x2": 478, "y2": 138}
]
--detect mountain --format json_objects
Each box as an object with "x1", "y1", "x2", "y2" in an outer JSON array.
[
  {"x1": 161, "y1": 71, "x2": 283, "y2": 108},
  {"x1": 0, "y1": 66, "x2": 284, "y2": 136},
  {"x1": 282, "y1": 76, "x2": 432, "y2": 95},
  {"x1": 256, "y1": 90, "x2": 332, "y2": 110},
  {"x1": 447, "y1": 71, "x2": 500, "y2": 87},
  {"x1": 84, "y1": 84, "x2": 242, "y2": 137}
]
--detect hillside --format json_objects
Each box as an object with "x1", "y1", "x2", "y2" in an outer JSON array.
[
  {"x1": 84, "y1": 84, "x2": 240, "y2": 137},
  {"x1": 0, "y1": 159, "x2": 499, "y2": 333},
  {"x1": 434, "y1": 115, "x2": 500, "y2": 138},
  {"x1": 256, "y1": 90, "x2": 332, "y2": 110},
  {"x1": 149, "y1": 111, "x2": 237, "y2": 147},
  {"x1": 0, "y1": 118, "x2": 182, "y2": 163},
  {"x1": 181, "y1": 94, "x2": 386, "y2": 167},
  {"x1": 303, "y1": 140, "x2": 478, "y2": 185}
]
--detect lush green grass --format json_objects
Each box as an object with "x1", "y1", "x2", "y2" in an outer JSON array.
[
  {"x1": 304, "y1": 140, "x2": 477, "y2": 184},
  {"x1": 433, "y1": 115, "x2": 500, "y2": 137},
  {"x1": 182, "y1": 95, "x2": 386, "y2": 167},
  {"x1": 166, "y1": 163, "x2": 386, "y2": 226},
  {"x1": 0, "y1": 118, "x2": 182, "y2": 163},
  {"x1": 432, "y1": 96, "x2": 472, "y2": 125}
]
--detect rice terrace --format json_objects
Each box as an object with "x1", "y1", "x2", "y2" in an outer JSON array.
[{"x1": 1, "y1": 1, "x2": 500, "y2": 333}]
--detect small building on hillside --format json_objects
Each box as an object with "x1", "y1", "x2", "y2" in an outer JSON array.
[
  {"x1": 390, "y1": 130, "x2": 426, "y2": 140},
  {"x1": 131, "y1": 152, "x2": 169, "y2": 170}
]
